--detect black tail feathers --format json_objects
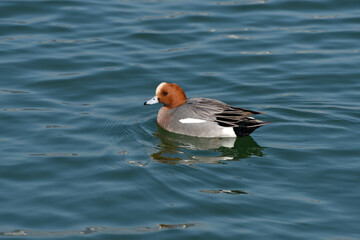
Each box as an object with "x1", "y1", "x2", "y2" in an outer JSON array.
[{"x1": 233, "y1": 119, "x2": 270, "y2": 137}]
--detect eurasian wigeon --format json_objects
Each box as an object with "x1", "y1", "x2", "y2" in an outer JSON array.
[{"x1": 144, "y1": 82, "x2": 269, "y2": 138}]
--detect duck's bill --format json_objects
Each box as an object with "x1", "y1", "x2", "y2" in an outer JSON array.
[{"x1": 144, "y1": 96, "x2": 159, "y2": 105}]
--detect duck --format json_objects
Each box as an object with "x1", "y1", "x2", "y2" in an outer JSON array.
[{"x1": 144, "y1": 82, "x2": 269, "y2": 138}]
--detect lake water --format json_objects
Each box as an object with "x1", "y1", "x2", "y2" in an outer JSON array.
[{"x1": 1, "y1": 0, "x2": 359, "y2": 239}]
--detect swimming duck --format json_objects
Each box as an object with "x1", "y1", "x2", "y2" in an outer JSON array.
[{"x1": 144, "y1": 82, "x2": 268, "y2": 138}]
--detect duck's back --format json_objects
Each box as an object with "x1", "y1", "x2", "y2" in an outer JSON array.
[{"x1": 157, "y1": 98, "x2": 268, "y2": 138}]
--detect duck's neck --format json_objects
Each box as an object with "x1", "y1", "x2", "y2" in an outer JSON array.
[{"x1": 166, "y1": 97, "x2": 187, "y2": 109}]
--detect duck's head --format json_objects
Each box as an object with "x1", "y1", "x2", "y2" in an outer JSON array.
[{"x1": 144, "y1": 82, "x2": 187, "y2": 109}]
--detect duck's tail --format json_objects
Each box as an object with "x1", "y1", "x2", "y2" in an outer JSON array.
[{"x1": 233, "y1": 118, "x2": 270, "y2": 137}]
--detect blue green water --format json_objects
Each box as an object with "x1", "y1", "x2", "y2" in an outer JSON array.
[{"x1": 1, "y1": 0, "x2": 360, "y2": 239}]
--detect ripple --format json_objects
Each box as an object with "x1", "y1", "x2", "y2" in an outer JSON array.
[
  {"x1": 45, "y1": 125, "x2": 71, "y2": 129},
  {"x1": 39, "y1": 38, "x2": 101, "y2": 44},
  {"x1": 312, "y1": 15, "x2": 338, "y2": 19},
  {"x1": 294, "y1": 49, "x2": 359, "y2": 54},
  {"x1": 57, "y1": 72, "x2": 82, "y2": 76},
  {"x1": 28, "y1": 153, "x2": 79, "y2": 157},
  {"x1": 3, "y1": 108, "x2": 53, "y2": 112},
  {"x1": 158, "y1": 223, "x2": 195, "y2": 230},
  {"x1": 200, "y1": 189, "x2": 248, "y2": 195},
  {"x1": 60, "y1": 102, "x2": 91, "y2": 107},
  {"x1": 127, "y1": 160, "x2": 148, "y2": 167},
  {"x1": 139, "y1": 11, "x2": 210, "y2": 21},
  {"x1": 0, "y1": 224, "x2": 196, "y2": 237},
  {"x1": 238, "y1": 51, "x2": 273, "y2": 55},
  {"x1": 0, "y1": 89, "x2": 30, "y2": 94},
  {"x1": 215, "y1": 0, "x2": 267, "y2": 5},
  {"x1": 160, "y1": 47, "x2": 191, "y2": 53}
]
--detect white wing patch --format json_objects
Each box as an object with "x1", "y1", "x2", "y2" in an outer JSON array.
[{"x1": 179, "y1": 118, "x2": 207, "y2": 124}]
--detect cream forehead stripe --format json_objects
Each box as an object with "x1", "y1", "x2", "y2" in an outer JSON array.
[
  {"x1": 179, "y1": 118, "x2": 206, "y2": 123},
  {"x1": 155, "y1": 82, "x2": 167, "y2": 96}
]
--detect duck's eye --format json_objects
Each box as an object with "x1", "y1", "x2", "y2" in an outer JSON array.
[{"x1": 163, "y1": 91, "x2": 168, "y2": 96}]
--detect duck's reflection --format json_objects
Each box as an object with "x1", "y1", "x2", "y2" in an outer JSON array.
[{"x1": 151, "y1": 125, "x2": 264, "y2": 165}]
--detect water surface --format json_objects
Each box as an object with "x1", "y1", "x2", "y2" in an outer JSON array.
[{"x1": 1, "y1": 0, "x2": 360, "y2": 239}]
